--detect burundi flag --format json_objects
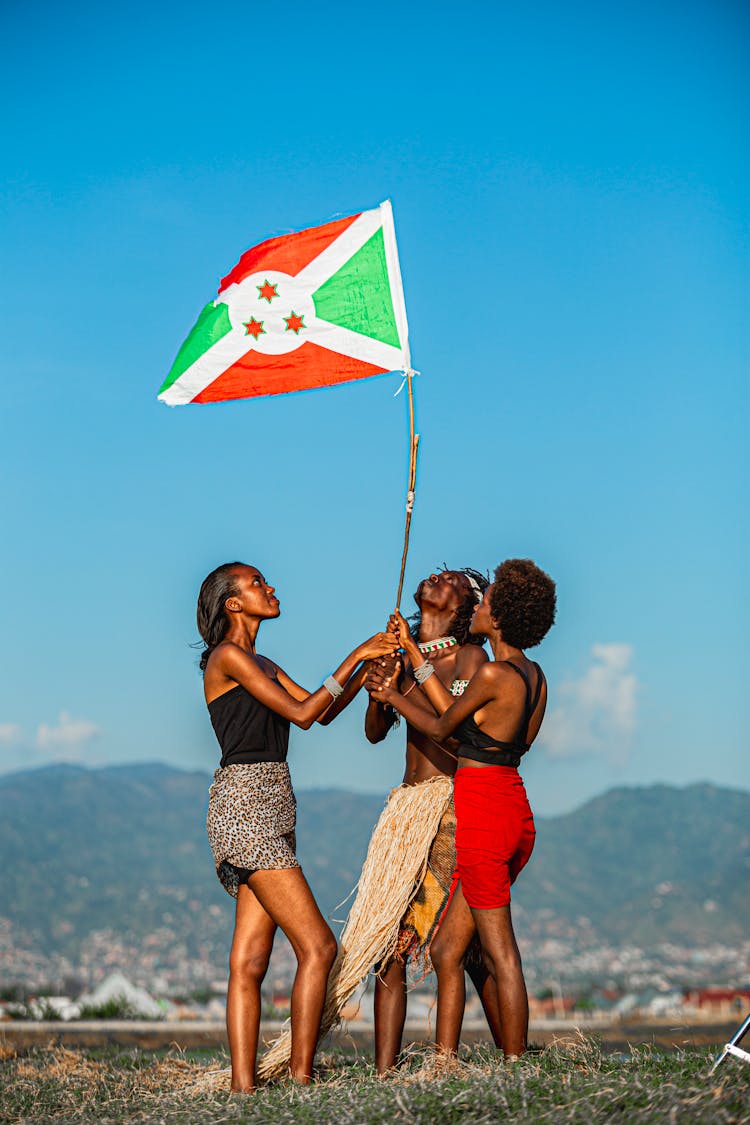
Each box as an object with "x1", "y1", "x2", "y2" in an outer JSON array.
[{"x1": 158, "y1": 200, "x2": 411, "y2": 405}]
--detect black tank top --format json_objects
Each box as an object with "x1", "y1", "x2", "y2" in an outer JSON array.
[
  {"x1": 208, "y1": 678, "x2": 290, "y2": 767},
  {"x1": 455, "y1": 661, "x2": 545, "y2": 767}
]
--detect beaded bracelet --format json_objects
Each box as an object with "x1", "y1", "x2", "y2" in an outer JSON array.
[
  {"x1": 323, "y1": 674, "x2": 344, "y2": 699},
  {"x1": 413, "y1": 660, "x2": 435, "y2": 685}
]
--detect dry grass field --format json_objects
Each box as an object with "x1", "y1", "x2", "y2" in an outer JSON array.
[{"x1": 2, "y1": 1035, "x2": 749, "y2": 1124}]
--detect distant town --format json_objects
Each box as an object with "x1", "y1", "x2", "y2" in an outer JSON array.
[{"x1": 2, "y1": 914, "x2": 748, "y2": 1029}]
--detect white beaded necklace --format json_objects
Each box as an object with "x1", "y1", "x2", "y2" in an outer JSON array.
[{"x1": 417, "y1": 635, "x2": 458, "y2": 655}]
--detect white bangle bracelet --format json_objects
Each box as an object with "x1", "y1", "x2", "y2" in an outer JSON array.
[{"x1": 323, "y1": 674, "x2": 344, "y2": 699}]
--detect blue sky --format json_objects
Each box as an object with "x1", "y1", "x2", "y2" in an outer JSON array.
[{"x1": 1, "y1": 0, "x2": 747, "y2": 815}]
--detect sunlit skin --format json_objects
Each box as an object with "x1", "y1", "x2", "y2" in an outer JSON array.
[
  {"x1": 367, "y1": 585, "x2": 547, "y2": 1060},
  {"x1": 204, "y1": 564, "x2": 398, "y2": 1092},
  {"x1": 366, "y1": 572, "x2": 487, "y2": 782},
  {"x1": 364, "y1": 571, "x2": 504, "y2": 1073}
]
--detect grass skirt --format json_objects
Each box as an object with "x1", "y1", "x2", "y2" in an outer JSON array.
[
  {"x1": 257, "y1": 774, "x2": 453, "y2": 1082},
  {"x1": 395, "y1": 796, "x2": 456, "y2": 974}
]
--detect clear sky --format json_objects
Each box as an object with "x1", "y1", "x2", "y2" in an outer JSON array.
[{"x1": 1, "y1": 0, "x2": 747, "y2": 815}]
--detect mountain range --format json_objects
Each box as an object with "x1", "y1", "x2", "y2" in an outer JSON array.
[{"x1": 0, "y1": 764, "x2": 747, "y2": 958}]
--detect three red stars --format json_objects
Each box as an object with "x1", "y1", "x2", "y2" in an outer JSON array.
[
  {"x1": 257, "y1": 279, "x2": 279, "y2": 302},
  {"x1": 243, "y1": 317, "x2": 265, "y2": 339},
  {"x1": 284, "y1": 310, "x2": 305, "y2": 334}
]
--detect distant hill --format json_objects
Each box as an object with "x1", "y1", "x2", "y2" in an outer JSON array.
[
  {"x1": 0, "y1": 765, "x2": 747, "y2": 959},
  {"x1": 512, "y1": 783, "x2": 750, "y2": 947},
  {"x1": 0, "y1": 764, "x2": 385, "y2": 961}
]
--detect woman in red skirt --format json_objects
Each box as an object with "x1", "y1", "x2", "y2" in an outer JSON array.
[{"x1": 368, "y1": 559, "x2": 556, "y2": 1059}]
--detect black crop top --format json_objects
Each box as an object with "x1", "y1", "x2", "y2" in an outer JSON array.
[
  {"x1": 455, "y1": 661, "x2": 545, "y2": 767},
  {"x1": 208, "y1": 679, "x2": 290, "y2": 767}
]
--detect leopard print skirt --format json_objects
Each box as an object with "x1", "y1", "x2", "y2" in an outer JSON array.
[{"x1": 206, "y1": 761, "x2": 300, "y2": 898}]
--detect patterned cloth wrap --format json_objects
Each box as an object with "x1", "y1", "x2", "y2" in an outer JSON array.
[
  {"x1": 395, "y1": 794, "x2": 457, "y2": 974},
  {"x1": 206, "y1": 761, "x2": 299, "y2": 897}
]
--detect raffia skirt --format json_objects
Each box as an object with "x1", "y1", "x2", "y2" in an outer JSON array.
[
  {"x1": 395, "y1": 795, "x2": 456, "y2": 972},
  {"x1": 206, "y1": 762, "x2": 300, "y2": 898}
]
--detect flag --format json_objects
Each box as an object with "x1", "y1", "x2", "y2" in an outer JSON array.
[{"x1": 158, "y1": 200, "x2": 410, "y2": 405}]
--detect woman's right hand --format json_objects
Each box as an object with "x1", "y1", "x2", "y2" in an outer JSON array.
[{"x1": 355, "y1": 631, "x2": 399, "y2": 663}]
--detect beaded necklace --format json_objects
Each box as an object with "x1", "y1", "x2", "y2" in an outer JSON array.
[{"x1": 417, "y1": 635, "x2": 458, "y2": 655}]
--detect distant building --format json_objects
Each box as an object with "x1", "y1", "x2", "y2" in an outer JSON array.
[
  {"x1": 684, "y1": 988, "x2": 750, "y2": 1017},
  {"x1": 77, "y1": 971, "x2": 162, "y2": 1019},
  {"x1": 528, "y1": 994, "x2": 576, "y2": 1019}
]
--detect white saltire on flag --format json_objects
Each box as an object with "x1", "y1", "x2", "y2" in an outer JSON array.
[{"x1": 158, "y1": 200, "x2": 411, "y2": 405}]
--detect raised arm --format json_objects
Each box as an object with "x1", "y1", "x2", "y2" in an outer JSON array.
[
  {"x1": 367, "y1": 661, "x2": 500, "y2": 743},
  {"x1": 388, "y1": 610, "x2": 487, "y2": 716},
  {"x1": 318, "y1": 663, "x2": 369, "y2": 725},
  {"x1": 276, "y1": 660, "x2": 372, "y2": 726},
  {"x1": 364, "y1": 655, "x2": 402, "y2": 743},
  {"x1": 215, "y1": 632, "x2": 397, "y2": 730}
]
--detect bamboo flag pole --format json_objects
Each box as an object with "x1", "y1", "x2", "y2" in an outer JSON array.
[{"x1": 395, "y1": 369, "x2": 420, "y2": 610}]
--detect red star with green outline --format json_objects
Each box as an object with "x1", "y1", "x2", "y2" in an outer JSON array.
[
  {"x1": 284, "y1": 310, "x2": 305, "y2": 334},
  {"x1": 243, "y1": 317, "x2": 265, "y2": 339},
  {"x1": 257, "y1": 279, "x2": 279, "y2": 303}
]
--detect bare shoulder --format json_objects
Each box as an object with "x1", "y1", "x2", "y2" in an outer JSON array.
[
  {"x1": 455, "y1": 644, "x2": 489, "y2": 677},
  {"x1": 475, "y1": 660, "x2": 521, "y2": 687},
  {"x1": 211, "y1": 641, "x2": 260, "y2": 676}
]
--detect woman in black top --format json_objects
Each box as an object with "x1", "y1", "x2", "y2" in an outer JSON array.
[
  {"x1": 368, "y1": 559, "x2": 556, "y2": 1060},
  {"x1": 198, "y1": 561, "x2": 397, "y2": 1092}
]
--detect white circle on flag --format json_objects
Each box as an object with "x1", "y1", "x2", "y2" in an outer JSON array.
[{"x1": 221, "y1": 272, "x2": 315, "y2": 355}]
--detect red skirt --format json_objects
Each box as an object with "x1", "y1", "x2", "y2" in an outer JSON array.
[{"x1": 453, "y1": 765, "x2": 535, "y2": 910}]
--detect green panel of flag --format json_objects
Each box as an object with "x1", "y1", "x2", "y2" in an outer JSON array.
[
  {"x1": 159, "y1": 301, "x2": 233, "y2": 395},
  {"x1": 312, "y1": 228, "x2": 400, "y2": 347}
]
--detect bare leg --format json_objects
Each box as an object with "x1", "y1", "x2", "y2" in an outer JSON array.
[
  {"x1": 226, "y1": 882, "x2": 276, "y2": 1092},
  {"x1": 472, "y1": 904, "x2": 528, "y2": 1058},
  {"x1": 374, "y1": 957, "x2": 407, "y2": 1073},
  {"x1": 429, "y1": 883, "x2": 477, "y2": 1055},
  {"x1": 249, "y1": 867, "x2": 337, "y2": 1084},
  {"x1": 465, "y1": 939, "x2": 504, "y2": 1049}
]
